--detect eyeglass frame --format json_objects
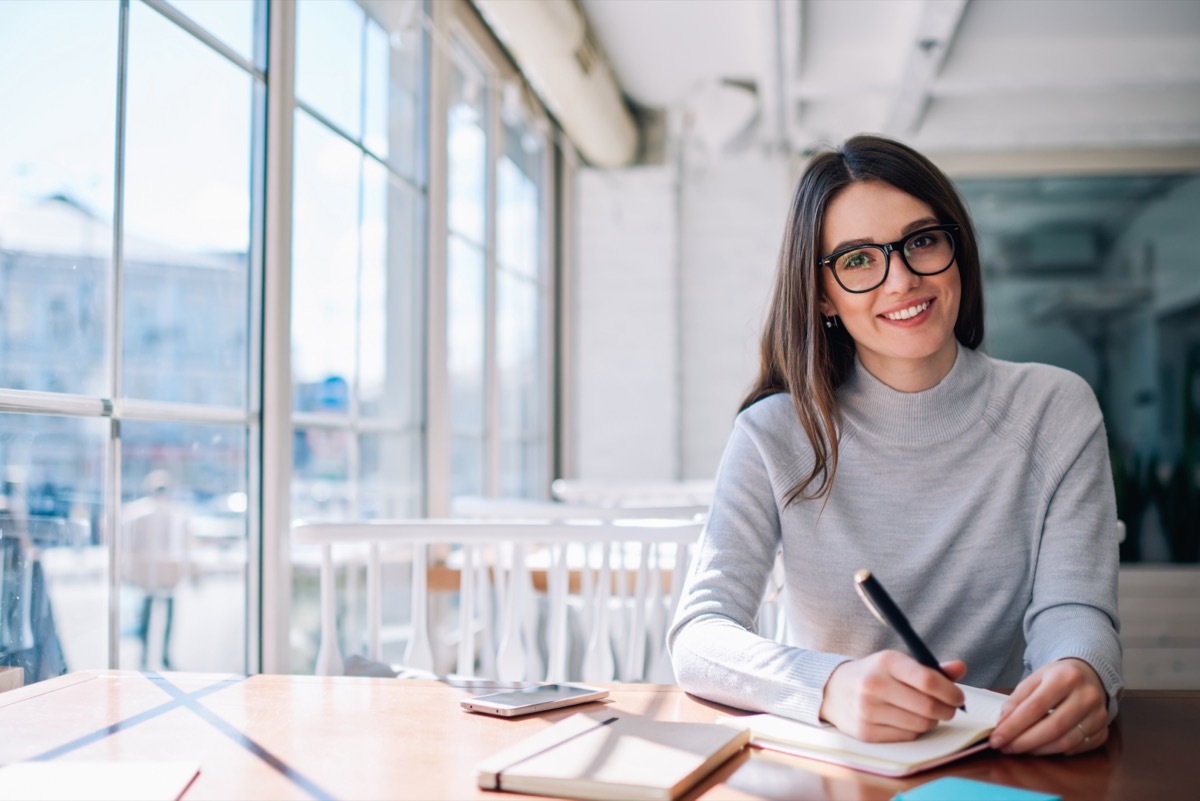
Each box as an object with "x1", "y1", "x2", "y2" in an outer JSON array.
[{"x1": 818, "y1": 223, "x2": 961, "y2": 294}]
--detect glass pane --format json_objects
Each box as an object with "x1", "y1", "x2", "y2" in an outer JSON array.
[
  {"x1": 499, "y1": 438, "x2": 544, "y2": 498},
  {"x1": 958, "y1": 171, "x2": 1200, "y2": 564},
  {"x1": 497, "y1": 273, "x2": 543, "y2": 434},
  {"x1": 452, "y1": 434, "x2": 484, "y2": 498},
  {"x1": 361, "y1": 0, "x2": 424, "y2": 182},
  {"x1": 359, "y1": 161, "x2": 424, "y2": 423},
  {"x1": 363, "y1": 17, "x2": 389, "y2": 159},
  {"x1": 0, "y1": 0, "x2": 117, "y2": 396},
  {"x1": 119, "y1": 421, "x2": 247, "y2": 673},
  {"x1": 289, "y1": 423, "x2": 352, "y2": 674},
  {"x1": 497, "y1": 123, "x2": 543, "y2": 279},
  {"x1": 123, "y1": 2, "x2": 252, "y2": 406},
  {"x1": 164, "y1": 0, "x2": 256, "y2": 65},
  {"x1": 448, "y1": 235, "x2": 485, "y2": 437},
  {"x1": 0, "y1": 412, "x2": 107, "y2": 684},
  {"x1": 447, "y1": 55, "x2": 487, "y2": 244},
  {"x1": 296, "y1": 0, "x2": 363, "y2": 138},
  {"x1": 292, "y1": 111, "x2": 361, "y2": 414},
  {"x1": 292, "y1": 426, "x2": 352, "y2": 520},
  {"x1": 360, "y1": 431, "x2": 422, "y2": 518}
]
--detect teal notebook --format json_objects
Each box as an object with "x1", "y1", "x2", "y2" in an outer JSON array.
[{"x1": 893, "y1": 777, "x2": 1061, "y2": 801}]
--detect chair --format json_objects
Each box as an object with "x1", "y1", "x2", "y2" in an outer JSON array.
[{"x1": 291, "y1": 517, "x2": 704, "y2": 684}]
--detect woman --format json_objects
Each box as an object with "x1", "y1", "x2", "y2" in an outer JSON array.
[{"x1": 667, "y1": 134, "x2": 1121, "y2": 756}]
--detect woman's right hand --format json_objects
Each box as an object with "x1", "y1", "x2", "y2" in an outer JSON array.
[{"x1": 818, "y1": 651, "x2": 967, "y2": 741}]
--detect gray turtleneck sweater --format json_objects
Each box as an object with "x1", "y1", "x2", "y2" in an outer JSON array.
[{"x1": 668, "y1": 344, "x2": 1122, "y2": 725}]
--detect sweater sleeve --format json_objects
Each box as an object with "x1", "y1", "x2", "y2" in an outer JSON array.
[
  {"x1": 1024, "y1": 380, "x2": 1124, "y2": 721},
  {"x1": 667, "y1": 419, "x2": 852, "y2": 724}
]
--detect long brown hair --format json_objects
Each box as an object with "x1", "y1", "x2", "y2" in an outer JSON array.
[{"x1": 740, "y1": 134, "x2": 985, "y2": 505}]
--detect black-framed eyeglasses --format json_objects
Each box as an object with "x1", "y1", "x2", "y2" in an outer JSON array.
[{"x1": 819, "y1": 224, "x2": 960, "y2": 293}]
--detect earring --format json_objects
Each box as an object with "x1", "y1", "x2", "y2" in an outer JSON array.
[{"x1": 823, "y1": 316, "x2": 839, "y2": 330}]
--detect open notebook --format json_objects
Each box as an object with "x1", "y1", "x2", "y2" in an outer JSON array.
[
  {"x1": 477, "y1": 711, "x2": 750, "y2": 801},
  {"x1": 719, "y1": 685, "x2": 1007, "y2": 778}
]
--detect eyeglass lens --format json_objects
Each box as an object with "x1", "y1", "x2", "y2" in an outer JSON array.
[{"x1": 832, "y1": 228, "x2": 955, "y2": 292}]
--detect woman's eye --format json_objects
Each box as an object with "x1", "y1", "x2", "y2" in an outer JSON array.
[
  {"x1": 840, "y1": 251, "x2": 872, "y2": 270},
  {"x1": 908, "y1": 234, "x2": 933, "y2": 250}
]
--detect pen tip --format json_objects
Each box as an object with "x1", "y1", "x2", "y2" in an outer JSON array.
[{"x1": 854, "y1": 568, "x2": 871, "y2": 582}]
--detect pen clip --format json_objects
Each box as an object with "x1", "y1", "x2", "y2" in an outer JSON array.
[{"x1": 853, "y1": 569, "x2": 889, "y2": 627}]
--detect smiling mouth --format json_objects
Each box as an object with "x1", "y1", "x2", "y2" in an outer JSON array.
[{"x1": 881, "y1": 300, "x2": 931, "y2": 321}]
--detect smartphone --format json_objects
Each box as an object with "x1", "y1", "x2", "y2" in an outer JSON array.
[{"x1": 460, "y1": 683, "x2": 609, "y2": 717}]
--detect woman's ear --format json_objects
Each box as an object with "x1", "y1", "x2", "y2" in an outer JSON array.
[{"x1": 818, "y1": 296, "x2": 836, "y2": 319}]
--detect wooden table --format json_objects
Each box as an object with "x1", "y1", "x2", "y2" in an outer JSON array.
[{"x1": 0, "y1": 671, "x2": 1195, "y2": 800}]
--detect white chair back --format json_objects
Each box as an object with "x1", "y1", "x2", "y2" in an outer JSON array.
[
  {"x1": 291, "y1": 517, "x2": 703, "y2": 684},
  {"x1": 451, "y1": 495, "x2": 707, "y2": 523},
  {"x1": 550, "y1": 479, "x2": 714, "y2": 510}
]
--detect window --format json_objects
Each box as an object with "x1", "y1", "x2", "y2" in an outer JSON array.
[
  {"x1": 443, "y1": 13, "x2": 554, "y2": 504},
  {"x1": 1, "y1": 0, "x2": 561, "y2": 680},
  {"x1": 446, "y1": 45, "x2": 490, "y2": 498},
  {"x1": 496, "y1": 115, "x2": 551, "y2": 497},
  {"x1": 0, "y1": 0, "x2": 262, "y2": 679},
  {"x1": 289, "y1": 0, "x2": 428, "y2": 670}
]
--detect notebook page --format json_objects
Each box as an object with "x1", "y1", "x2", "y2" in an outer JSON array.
[{"x1": 723, "y1": 685, "x2": 1005, "y2": 770}]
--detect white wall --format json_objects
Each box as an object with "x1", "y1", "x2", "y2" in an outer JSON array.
[
  {"x1": 571, "y1": 152, "x2": 790, "y2": 482},
  {"x1": 678, "y1": 155, "x2": 790, "y2": 476},
  {"x1": 573, "y1": 166, "x2": 678, "y2": 481}
]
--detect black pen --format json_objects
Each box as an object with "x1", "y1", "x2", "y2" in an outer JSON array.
[{"x1": 853, "y1": 568, "x2": 966, "y2": 712}]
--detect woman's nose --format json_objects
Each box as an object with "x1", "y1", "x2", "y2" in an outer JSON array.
[{"x1": 882, "y1": 250, "x2": 921, "y2": 292}]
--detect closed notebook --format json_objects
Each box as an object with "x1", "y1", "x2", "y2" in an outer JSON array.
[
  {"x1": 0, "y1": 762, "x2": 200, "y2": 801},
  {"x1": 719, "y1": 685, "x2": 1007, "y2": 778},
  {"x1": 476, "y1": 711, "x2": 750, "y2": 801}
]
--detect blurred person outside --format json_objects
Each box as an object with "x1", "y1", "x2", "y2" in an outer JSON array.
[{"x1": 122, "y1": 469, "x2": 191, "y2": 670}]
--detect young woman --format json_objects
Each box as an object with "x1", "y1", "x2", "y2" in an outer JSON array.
[{"x1": 668, "y1": 135, "x2": 1121, "y2": 756}]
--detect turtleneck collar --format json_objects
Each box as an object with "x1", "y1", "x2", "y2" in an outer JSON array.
[{"x1": 837, "y1": 343, "x2": 993, "y2": 446}]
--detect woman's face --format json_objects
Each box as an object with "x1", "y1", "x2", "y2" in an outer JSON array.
[{"x1": 818, "y1": 180, "x2": 961, "y2": 392}]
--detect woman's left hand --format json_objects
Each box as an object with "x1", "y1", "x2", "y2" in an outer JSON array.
[{"x1": 988, "y1": 658, "x2": 1108, "y2": 755}]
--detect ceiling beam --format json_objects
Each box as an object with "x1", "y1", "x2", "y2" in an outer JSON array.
[
  {"x1": 928, "y1": 146, "x2": 1200, "y2": 178},
  {"x1": 883, "y1": 0, "x2": 969, "y2": 137}
]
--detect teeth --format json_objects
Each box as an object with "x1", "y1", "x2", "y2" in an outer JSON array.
[{"x1": 883, "y1": 301, "x2": 930, "y2": 321}]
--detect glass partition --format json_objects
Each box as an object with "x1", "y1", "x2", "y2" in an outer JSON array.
[{"x1": 959, "y1": 172, "x2": 1200, "y2": 563}]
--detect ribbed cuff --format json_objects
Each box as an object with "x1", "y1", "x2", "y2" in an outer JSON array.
[
  {"x1": 767, "y1": 651, "x2": 854, "y2": 725},
  {"x1": 1056, "y1": 650, "x2": 1124, "y2": 724}
]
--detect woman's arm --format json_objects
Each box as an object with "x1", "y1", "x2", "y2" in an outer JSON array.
[
  {"x1": 668, "y1": 422, "x2": 855, "y2": 724},
  {"x1": 991, "y1": 380, "x2": 1122, "y2": 754}
]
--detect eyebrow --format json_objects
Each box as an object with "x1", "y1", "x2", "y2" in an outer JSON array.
[{"x1": 825, "y1": 216, "x2": 941, "y2": 255}]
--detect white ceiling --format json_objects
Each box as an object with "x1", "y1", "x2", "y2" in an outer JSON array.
[{"x1": 579, "y1": 0, "x2": 1200, "y2": 160}]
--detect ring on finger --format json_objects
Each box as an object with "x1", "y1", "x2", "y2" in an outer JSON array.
[{"x1": 1075, "y1": 722, "x2": 1090, "y2": 744}]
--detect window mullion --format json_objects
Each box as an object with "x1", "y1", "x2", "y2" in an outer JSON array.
[
  {"x1": 485, "y1": 78, "x2": 501, "y2": 497},
  {"x1": 106, "y1": 0, "x2": 133, "y2": 672},
  {"x1": 260, "y1": 0, "x2": 297, "y2": 674}
]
